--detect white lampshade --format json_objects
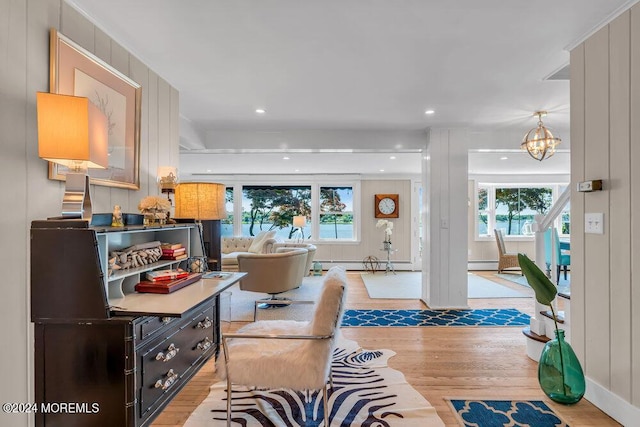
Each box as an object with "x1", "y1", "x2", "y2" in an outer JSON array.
[
  {"x1": 293, "y1": 215, "x2": 307, "y2": 228},
  {"x1": 36, "y1": 92, "x2": 108, "y2": 170},
  {"x1": 174, "y1": 182, "x2": 226, "y2": 220}
]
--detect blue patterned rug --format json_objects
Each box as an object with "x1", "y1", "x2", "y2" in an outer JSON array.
[
  {"x1": 342, "y1": 308, "x2": 530, "y2": 327},
  {"x1": 448, "y1": 399, "x2": 569, "y2": 426}
]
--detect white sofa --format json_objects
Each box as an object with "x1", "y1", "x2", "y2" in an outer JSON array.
[{"x1": 221, "y1": 230, "x2": 279, "y2": 271}]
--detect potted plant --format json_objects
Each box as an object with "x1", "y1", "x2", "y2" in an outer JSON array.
[{"x1": 518, "y1": 253, "x2": 585, "y2": 404}]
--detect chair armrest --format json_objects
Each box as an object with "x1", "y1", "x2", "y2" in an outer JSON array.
[{"x1": 262, "y1": 238, "x2": 279, "y2": 253}]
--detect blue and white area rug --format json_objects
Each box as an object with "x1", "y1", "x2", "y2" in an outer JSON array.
[
  {"x1": 447, "y1": 399, "x2": 569, "y2": 427},
  {"x1": 342, "y1": 308, "x2": 530, "y2": 327},
  {"x1": 184, "y1": 336, "x2": 445, "y2": 426}
]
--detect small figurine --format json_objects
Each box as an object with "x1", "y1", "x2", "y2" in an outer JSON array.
[{"x1": 111, "y1": 205, "x2": 124, "y2": 227}]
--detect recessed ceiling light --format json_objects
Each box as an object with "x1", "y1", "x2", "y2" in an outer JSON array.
[
  {"x1": 379, "y1": 169, "x2": 385, "y2": 172},
  {"x1": 255, "y1": 108, "x2": 266, "y2": 114},
  {"x1": 389, "y1": 156, "x2": 396, "y2": 160},
  {"x1": 206, "y1": 169, "x2": 212, "y2": 173},
  {"x1": 283, "y1": 156, "x2": 290, "y2": 160},
  {"x1": 424, "y1": 109, "x2": 435, "y2": 115},
  {"x1": 500, "y1": 156, "x2": 509, "y2": 160}
]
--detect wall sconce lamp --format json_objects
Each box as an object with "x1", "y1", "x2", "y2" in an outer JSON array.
[
  {"x1": 174, "y1": 182, "x2": 227, "y2": 271},
  {"x1": 521, "y1": 111, "x2": 561, "y2": 161},
  {"x1": 157, "y1": 166, "x2": 178, "y2": 201},
  {"x1": 293, "y1": 215, "x2": 307, "y2": 242},
  {"x1": 36, "y1": 92, "x2": 108, "y2": 220}
]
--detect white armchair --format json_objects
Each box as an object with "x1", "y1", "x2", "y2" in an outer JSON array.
[
  {"x1": 218, "y1": 267, "x2": 347, "y2": 426},
  {"x1": 237, "y1": 248, "x2": 308, "y2": 309},
  {"x1": 273, "y1": 242, "x2": 317, "y2": 276}
]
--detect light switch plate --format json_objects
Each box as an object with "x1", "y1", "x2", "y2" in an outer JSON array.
[{"x1": 584, "y1": 212, "x2": 604, "y2": 234}]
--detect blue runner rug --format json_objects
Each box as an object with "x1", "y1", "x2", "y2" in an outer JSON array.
[
  {"x1": 447, "y1": 399, "x2": 569, "y2": 426},
  {"x1": 342, "y1": 308, "x2": 530, "y2": 327}
]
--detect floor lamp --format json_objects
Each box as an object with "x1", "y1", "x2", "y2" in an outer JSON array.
[{"x1": 174, "y1": 182, "x2": 226, "y2": 272}]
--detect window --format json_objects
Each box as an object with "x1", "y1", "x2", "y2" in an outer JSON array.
[
  {"x1": 221, "y1": 187, "x2": 234, "y2": 237},
  {"x1": 319, "y1": 186, "x2": 354, "y2": 240},
  {"x1": 476, "y1": 184, "x2": 564, "y2": 238},
  {"x1": 241, "y1": 185, "x2": 311, "y2": 240}
]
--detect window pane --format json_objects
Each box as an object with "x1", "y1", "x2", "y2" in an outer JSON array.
[
  {"x1": 477, "y1": 213, "x2": 488, "y2": 235},
  {"x1": 319, "y1": 186, "x2": 353, "y2": 239},
  {"x1": 221, "y1": 187, "x2": 234, "y2": 237},
  {"x1": 241, "y1": 186, "x2": 311, "y2": 240},
  {"x1": 495, "y1": 187, "x2": 552, "y2": 235}
]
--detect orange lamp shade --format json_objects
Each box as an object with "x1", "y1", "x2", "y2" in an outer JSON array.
[
  {"x1": 293, "y1": 215, "x2": 307, "y2": 228},
  {"x1": 174, "y1": 182, "x2": 226, "y2": 220},
  {"x1": 36, "y1": 92, "x2": 108, "y2": 169}
]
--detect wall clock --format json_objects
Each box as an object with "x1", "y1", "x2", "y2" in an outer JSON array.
[{"x1": 374, "y1": 194, "x2": 399, "y2": 218}]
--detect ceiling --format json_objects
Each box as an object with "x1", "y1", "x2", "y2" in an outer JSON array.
[{"x1": 68, "y1": 0, "x2": 635, "y2": 176}]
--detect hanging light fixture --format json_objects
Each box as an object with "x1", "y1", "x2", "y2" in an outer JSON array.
[{"x1": 521, "y1": 111, "x2": 561, "y2": 161}]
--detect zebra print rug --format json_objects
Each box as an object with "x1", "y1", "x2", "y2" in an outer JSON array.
[{"x1": 184, "y1": 335, "x2": 445, "y2": 426}]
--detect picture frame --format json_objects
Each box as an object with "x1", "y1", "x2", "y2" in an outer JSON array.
[{"x1": 48, "y1": 28, "x2": 141, "y2": 190}]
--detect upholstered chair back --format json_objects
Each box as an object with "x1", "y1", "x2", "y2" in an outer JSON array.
[{"x1": 309, "y1": 266, "x2": 347, "y2": 337}]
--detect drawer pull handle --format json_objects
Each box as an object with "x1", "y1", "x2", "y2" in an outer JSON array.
[
  {"x1": 197, "y1": 317, "x2": 212, "y2": 329},
  {"x1": 155, "y1": 369, "x2": 179, "y2": 390},
  {"x1": 197, "y1": 337, "x2": 212, "y2": 352},
  {"x1": 156, "y1": 343, "x2": 179, "y2": 362},
  {"x1": 161, "y1": 317, "x2": 173, "y2": 324}
]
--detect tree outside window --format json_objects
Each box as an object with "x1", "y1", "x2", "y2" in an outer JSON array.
[
  {"x1": 241, "y1": 186, "x2": 311, "y2": 239},
  {"x1": 319, "y1": 186, "x2": 353, "y2": 239},
  {"x1": 495, "y1": 187, "x2": 552, "y2": 235}
]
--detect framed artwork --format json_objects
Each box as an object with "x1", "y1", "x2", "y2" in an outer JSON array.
[
  {"x1": 374, "y1": 194, "x2": 399, "y2": 218},
  {"x1": 48, "y1": 28, "x2": 141, "y2": 190}
]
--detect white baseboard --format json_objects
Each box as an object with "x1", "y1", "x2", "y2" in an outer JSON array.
[
  {"x1": 467, "y1": 261, "x2": 497, "y2": 270},
  {"x1": 585, "y1": 377, "x2": 640, "y2": 426}
]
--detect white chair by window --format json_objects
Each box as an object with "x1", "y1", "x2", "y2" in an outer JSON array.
[{"x1": 217, "y1": 266, "x2": 347, "y2": 426}]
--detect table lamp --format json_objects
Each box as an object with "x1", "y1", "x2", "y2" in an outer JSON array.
[
  {"x1": 293, "y1": 215, "x2": 307, "y2": 242},
  {"x1": 36, "y1": 92, "x2": 108, "y2": 220},
  {"x1": 174, "y1": 182, "x2": 227, "y2": 271}
]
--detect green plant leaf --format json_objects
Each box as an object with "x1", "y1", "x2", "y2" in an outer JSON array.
[{"x1": 518, "y1": 253, "x2": 557, "y2": 305}]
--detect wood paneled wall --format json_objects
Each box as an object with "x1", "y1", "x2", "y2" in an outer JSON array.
[
  {"x1": 570, "y1": 6, "x2": 640, "y2": 423},
  {"x1": 0, "y1": 1, "x2": 179, "y2": 425}
]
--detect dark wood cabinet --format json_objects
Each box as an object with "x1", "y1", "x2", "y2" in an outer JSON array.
[{"x1": 31, "y1": 220, "x2": 241, "y2": 426}]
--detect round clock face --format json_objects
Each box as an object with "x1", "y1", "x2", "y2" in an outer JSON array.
[{"x1": 378, "y1": 197, "x2": 396, "y2": 215}]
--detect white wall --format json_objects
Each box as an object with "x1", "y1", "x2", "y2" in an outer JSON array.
[
  {"x1": 570, "y1": 6, "x2": 640, "y2": 424},
  {"x1": 0, "y1": 1, "x2": 179, "y2": 425}
]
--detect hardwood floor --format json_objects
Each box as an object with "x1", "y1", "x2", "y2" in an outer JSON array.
[{"x1": 151, "y1": 271, "x2": 620, "y2": 426}]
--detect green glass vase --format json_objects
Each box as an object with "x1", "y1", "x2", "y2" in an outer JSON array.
[{"x1": 538, "y1": 329, "x2": 585, "y2": 404}]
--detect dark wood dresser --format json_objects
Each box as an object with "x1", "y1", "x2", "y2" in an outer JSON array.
[{"x1": 30, "y1": 220, "x2": 242, "y2": 427}]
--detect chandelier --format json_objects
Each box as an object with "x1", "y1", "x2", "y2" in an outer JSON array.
[{"x1": 521, "y1": 111, "x2": 561, "y2": 161}]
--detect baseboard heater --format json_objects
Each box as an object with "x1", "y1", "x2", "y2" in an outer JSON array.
[{"x1": 316, "y1": 259, "x2": 415, "y2": 271}]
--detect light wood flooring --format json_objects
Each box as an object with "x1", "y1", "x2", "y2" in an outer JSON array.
[{"x1": 151, "y1": 271, "x2": 621, "y2": 426}]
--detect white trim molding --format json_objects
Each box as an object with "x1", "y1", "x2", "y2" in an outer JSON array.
[{"x1": 585, "y1": 378, "x2": 640, "y2": 427}]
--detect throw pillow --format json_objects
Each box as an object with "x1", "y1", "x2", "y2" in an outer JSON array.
[{"x1": 248, "y1": 230, "x2": 277, "y2": 253}]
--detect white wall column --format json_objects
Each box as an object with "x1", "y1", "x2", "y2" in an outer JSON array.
[{"x1": 422, "y1": 129, "x2": 469, "y2": 309}]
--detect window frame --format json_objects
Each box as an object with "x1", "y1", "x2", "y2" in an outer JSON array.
[
  {"x1": 474, "y1": 182, "x2": 569, "y2": 241},
  {"x1": 225, "y1": 177, "x2": 361, "y2": 244}
]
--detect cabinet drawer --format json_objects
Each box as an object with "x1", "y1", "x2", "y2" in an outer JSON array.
[
  {"x1": 137, "y1": 316, "x2": 178, "y2": 343},
  {"x1": 138, "y1": 303, "x2": 216, "y2": 418}
]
